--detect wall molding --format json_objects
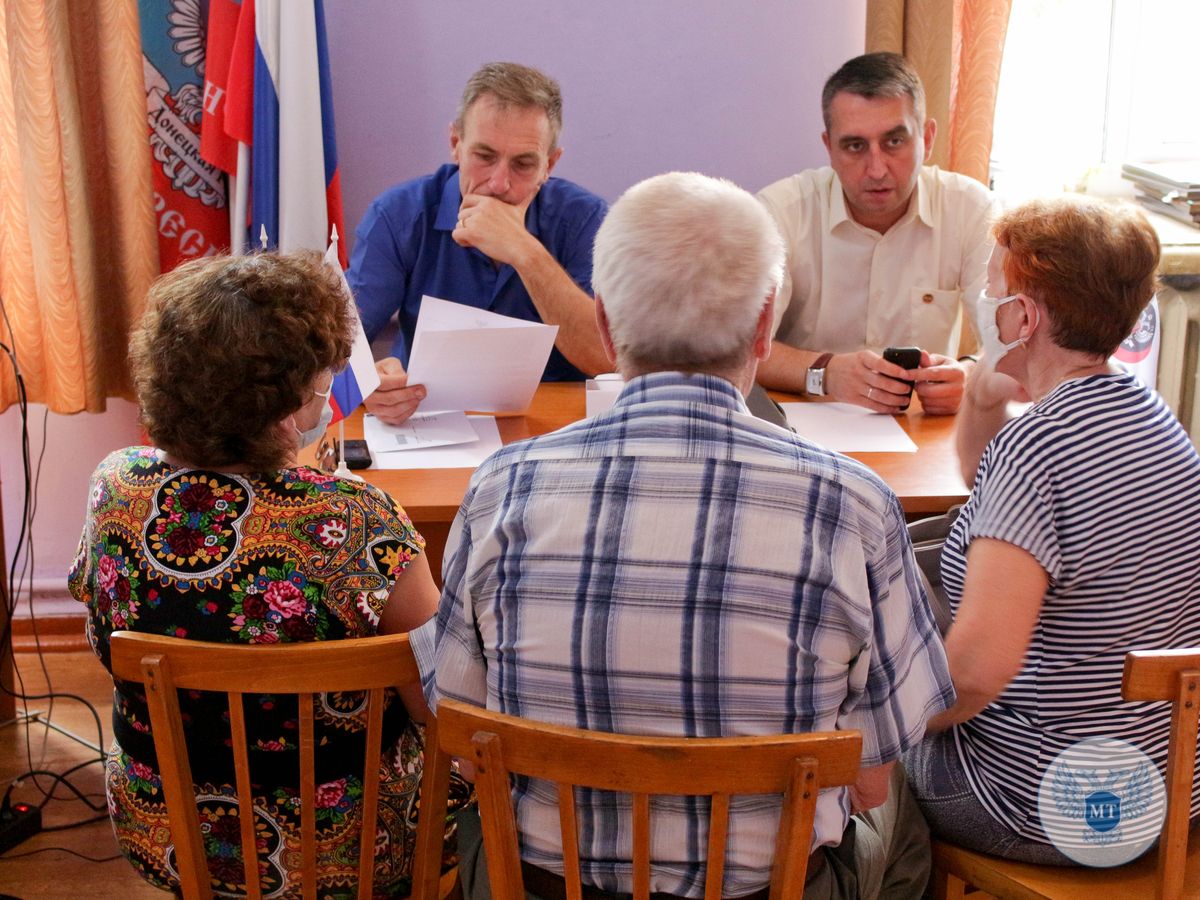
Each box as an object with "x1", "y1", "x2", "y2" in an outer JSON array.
[
  {"x1": 11, "y1": 614, "x2": 89, "y2": 653},
  {"x1": 9, "y1": 577, "x2": 87, "y2": 652}
]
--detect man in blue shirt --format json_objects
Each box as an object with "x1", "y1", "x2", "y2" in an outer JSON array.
[{"x1": 347, "y1": 62, "x2": 609, "y2": 424}]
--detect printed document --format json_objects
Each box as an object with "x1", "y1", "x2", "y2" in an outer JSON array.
[
  {"x1": 365, "y1": 416, "x2": 503, "y2": 469},
  {"x1": 406, "y1": 297, "x2": 558, "y2": 413},
  {"x1": 363, "y1": 411, "x2": 478, "y2": 452}
]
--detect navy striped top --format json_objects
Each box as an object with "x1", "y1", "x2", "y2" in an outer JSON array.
[{"x1": 942, "y1": 372, "x2": 1200, "y2": 842}]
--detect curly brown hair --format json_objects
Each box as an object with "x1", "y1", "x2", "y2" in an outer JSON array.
[
  {"x1": 993, "y1": 197, "x2": 1160, "y2": 357},
  {"x1": 129, "y1": 251, "x2": 353, "y2": 471}
]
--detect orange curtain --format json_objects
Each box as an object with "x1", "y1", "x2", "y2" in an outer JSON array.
[
  {"x1": 0, "y1": 0, "x2": 158, "y2": 413},
  {"x1": 866, "y1": 0, "x2": 1012, "y2": 186}
]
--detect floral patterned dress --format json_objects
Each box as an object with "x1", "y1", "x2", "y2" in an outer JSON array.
[{"x1": 69, "y1": 447, "x2": 469, "y2": 898}]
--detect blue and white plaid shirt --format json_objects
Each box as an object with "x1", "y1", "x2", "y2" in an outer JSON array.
[{"x1": 414, "y1": 372, "x2": 953, "y2": 897}]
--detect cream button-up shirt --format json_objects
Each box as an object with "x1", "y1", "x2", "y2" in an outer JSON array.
[{"x1": 758, "y1": 165, "x2": 997, "y2": 358}]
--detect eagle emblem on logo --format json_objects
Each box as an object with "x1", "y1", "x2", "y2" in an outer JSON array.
[{"x1": 1051, "y1": 761, "x2": 1155, "y2": 834}]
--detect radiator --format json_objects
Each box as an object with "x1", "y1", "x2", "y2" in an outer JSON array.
[{"x1": 1157, "y1": 280, "x2": 1200, "y2": 447}]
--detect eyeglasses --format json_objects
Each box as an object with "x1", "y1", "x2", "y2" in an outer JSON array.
[{"x1": 315, "y1": 435, "x2": 338, "y2": 473}]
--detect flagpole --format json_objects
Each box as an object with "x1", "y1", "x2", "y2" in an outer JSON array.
[
  {"x1": 326, "y1": 223, "x2": 362, "y2": 481},
  {"x1": 332, "y1": 418, "x2": 359, "y2": 480},
  {"x1": 231, "y1": 143, "x2": 250, "y2": 254}
]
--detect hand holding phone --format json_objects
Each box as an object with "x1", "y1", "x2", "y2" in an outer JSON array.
[{"x1": 883, "y1": 346, "x2": 921, "y2": 411}]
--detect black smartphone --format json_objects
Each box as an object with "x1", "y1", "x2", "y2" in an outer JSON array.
[
  {"x1": 341, "y1": 439, "x2": 373, "y2": 470},
  {"x1": 883, "y1": 346, "x2": 921, "y2": 411}
]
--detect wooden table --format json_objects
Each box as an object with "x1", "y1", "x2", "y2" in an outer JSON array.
[{"x1": 329, "y1": 383, "x2": 968, "y2": 575}]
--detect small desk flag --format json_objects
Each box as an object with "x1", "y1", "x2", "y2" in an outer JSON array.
[{"x1": 325, "y1": 228, "x2": 380, "y2": 423}]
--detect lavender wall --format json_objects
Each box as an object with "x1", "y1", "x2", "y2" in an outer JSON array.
[
  {"x1": 5, "y1": 2, "x2": 865, "y2": 601},
  {"x1": 327, "y1": 1, "x2": 866, "y2": 245},
  {"x1": 1, "y1": 400, "x2": 142, "y2": 615}
]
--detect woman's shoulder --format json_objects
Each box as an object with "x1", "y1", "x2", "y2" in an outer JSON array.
[
  {"x1": 982, "y1": 373, "x2": 1192, "y2": 495},
  {"x1": 268, "y1": 467, "x2": 416, "y2": 530},
  {"x1": 90, "y1": 446, "x2": 177, "y2": 493},
  {"x1": 993, "y1": 375, "x2": 1144, "y2": 446},
  {"x1": 96, "y1": 445, "x2": 164, "y2": 470},
  {"x1": 267, "y1": 465, "x2": 390, "y2": 502},
  {"x1": 1013, "y1": 373, "x2": 1180, "y2": 454}
]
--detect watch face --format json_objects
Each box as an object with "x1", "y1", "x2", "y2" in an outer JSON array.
[{"x1": 806, "y1": 367, "x2": 824, "y2": 396}]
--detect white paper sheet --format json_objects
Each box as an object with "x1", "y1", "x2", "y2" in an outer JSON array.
[
  {"x1": 406, "y1": 296, "x2": 558, "y2": 413},
  {"x1": 363, "y1": 411, "x2": 478, "y2": 453},
  {"x1": 364, "y1": 416, "x2": 503, "y2": 469},
  {"x1": 780, "y1": 402, "x2": 918, "y2": 453}
]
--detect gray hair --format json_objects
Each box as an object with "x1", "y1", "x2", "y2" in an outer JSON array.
[
  {"x1": 593, "y1": 172, "x2": 784, "y2": 374},
  {"x1": 821, "y1": 52, "x2": 926, "y2": 131},
  {"x1": 455, "y1": 62, "x2": 563, "y2": 149}
]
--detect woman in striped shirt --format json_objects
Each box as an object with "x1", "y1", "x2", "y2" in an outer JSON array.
[{"x1": 904, "y1": 196, "x2": 1200, "y2": 863}]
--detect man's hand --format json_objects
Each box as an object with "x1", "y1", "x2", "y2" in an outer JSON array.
[
  {"x1": 825, "y1": 350, "x2": 915, "y2": 412},
  {"x1": 912, "y1": 352, "x2": 966, "y2": 415},
  {"x1": 365, "y1": 357, "x2": 425, "y2": 426},
  {"x1": 453, "y1": 194, "x2": 538, "y2": 266},
  {"x1": 849, "y1": 762, "x2": 896, "y2": 814}
]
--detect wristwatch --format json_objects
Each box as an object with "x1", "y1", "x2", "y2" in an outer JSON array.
[{"x1": 805, "y1": 353, "x2": 833, "y2": 396}]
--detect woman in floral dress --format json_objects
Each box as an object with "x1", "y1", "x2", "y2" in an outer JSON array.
[{"x1": 70, "y1": 251, "x2": 468, "y2": 898}]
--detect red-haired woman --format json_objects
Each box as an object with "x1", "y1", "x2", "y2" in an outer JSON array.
[{"x1": 906, "y1": 197, "x2": 1200, "y2": 864}]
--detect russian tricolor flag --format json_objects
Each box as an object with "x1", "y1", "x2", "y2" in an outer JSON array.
[
  {"x1": 324, "y1": 230, "x2": 380, "y2": 423},
  {"x1": 214, "y1": 0, "x2": 347, "y2": 267},
  {"x1": 203, "y1": 0, "x2": 374, "y2": 422}
]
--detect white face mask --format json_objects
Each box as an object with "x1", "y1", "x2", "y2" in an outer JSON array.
[
  {"x1": 976, "y1": 292, "x2": 1037, "y2": 366},
  {"x1": 294, "y1": 384, "x2": 333, "y2": 449}
]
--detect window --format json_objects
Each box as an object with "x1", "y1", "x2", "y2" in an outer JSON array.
[{"x1": 990, "y1": 0, "x2": 1200, "y2": 199}]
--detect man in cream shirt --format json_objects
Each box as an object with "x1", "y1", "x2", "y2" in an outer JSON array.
[{"x1": 757, "y1": 52, "x2": 996, "y2": 414}]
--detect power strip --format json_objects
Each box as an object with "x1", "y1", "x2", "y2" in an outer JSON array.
[{"x1": 0, "y1": 802, "x2": 41, "y2": 854}]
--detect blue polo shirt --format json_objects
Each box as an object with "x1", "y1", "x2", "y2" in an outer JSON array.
[{"x1": 347, "y1": 164, "x2": 608, "y2": 382}]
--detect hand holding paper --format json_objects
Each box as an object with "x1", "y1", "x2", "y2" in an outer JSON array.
[
  {"x1": 405, "y1": 297, "x2": 558, "y2": 413},
  {"x1": 364, "y1": 357, "x2": 426, "y2": 425}
]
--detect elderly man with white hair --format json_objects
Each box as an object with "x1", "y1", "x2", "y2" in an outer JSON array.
[{"x1": 415, "y1": 172, "x2": 953, "y2": 900}]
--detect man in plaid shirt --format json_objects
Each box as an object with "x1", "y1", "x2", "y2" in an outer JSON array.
[{"x1": 415, "y1": 172, "x2": 954, "y2": 899}]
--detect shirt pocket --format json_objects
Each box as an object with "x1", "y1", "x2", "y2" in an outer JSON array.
[{"x1": 909, "y1": 287, "x2": 962, "y2": 357}]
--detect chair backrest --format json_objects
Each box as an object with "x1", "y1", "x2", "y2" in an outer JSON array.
[
  {"x1": 109, "y1": 630, "x2": 426, "y2": 900},
  {"x1": 430, "y1": 698, "x2": 862, "y2": 900},
  {"x1": 1122, "y1": 647, "x2": 1200, "y2": 900}
]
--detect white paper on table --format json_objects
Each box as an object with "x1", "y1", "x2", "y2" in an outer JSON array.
[
  {"x1": 362, "y1": 411, "x2": 478, "y2": 453},
  {"x1": 365, "y1": 416, "x2": 503, "y2": 469},
  {"x1": 406, "y1": 296, "x2": 558, "y2": 413},
  {"x1": 780, "y1": 402, "x2": 918, "y2": 453}
]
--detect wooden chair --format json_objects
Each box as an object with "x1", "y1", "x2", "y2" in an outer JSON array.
[
  {"x1": 109, "y1": 631, "x2": 449, "y2": 900},
  {"x1": 931, "y1": 647, "x2": 1200, "y2": 900},
  {"x1": 420, "y1": 697, "x2": 862, "y2": 900}
]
